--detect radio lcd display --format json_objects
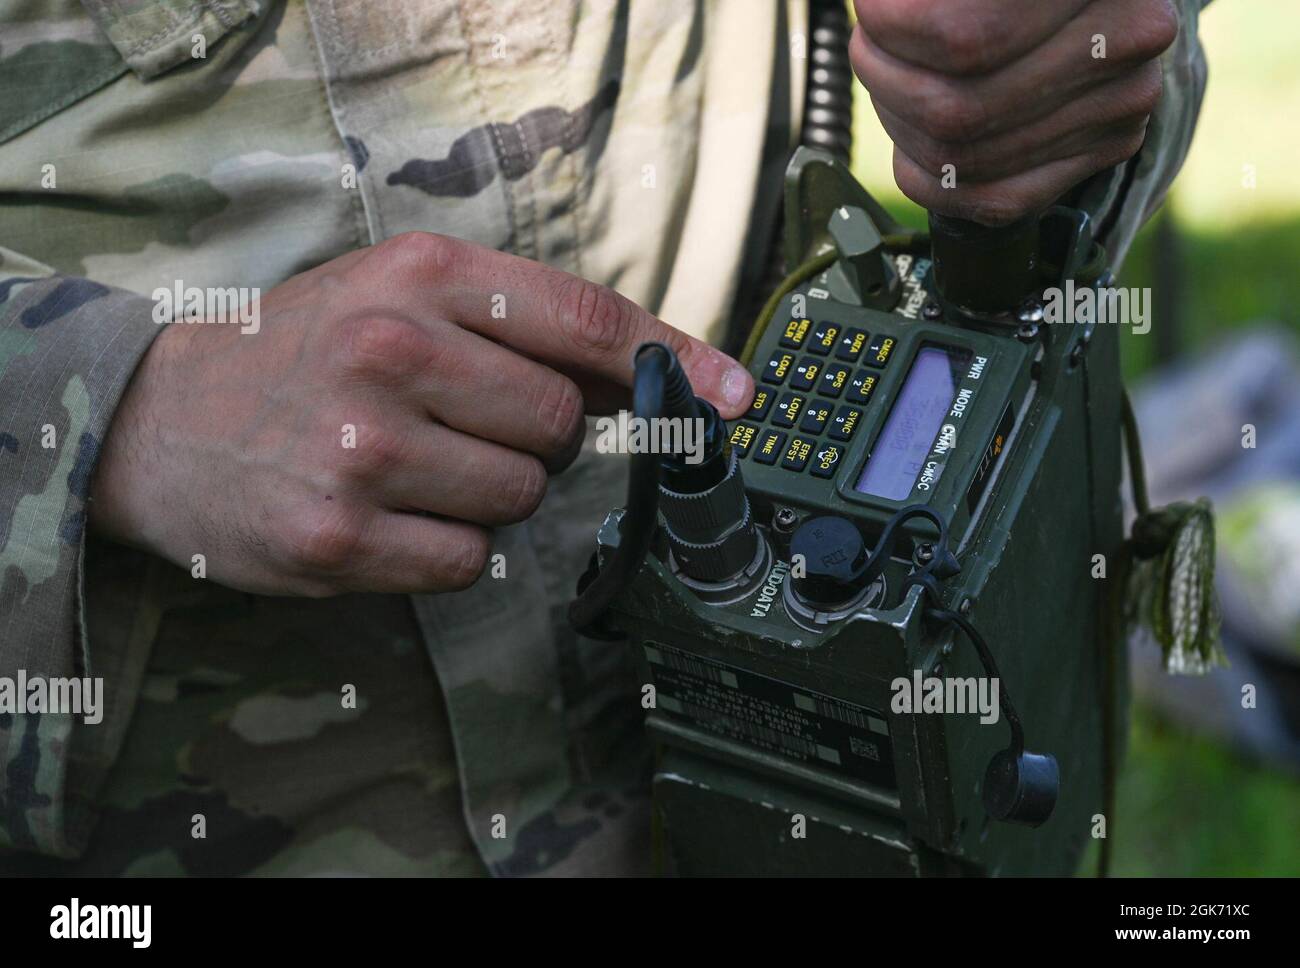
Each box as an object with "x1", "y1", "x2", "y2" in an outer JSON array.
[{"x1": 855, "y1": 344, "x2": 972, "y2": 501}]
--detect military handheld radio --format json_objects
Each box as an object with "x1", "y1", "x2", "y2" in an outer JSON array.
[{"x1": 571, "y1": 148, "x2": 1127, "y2": 876}]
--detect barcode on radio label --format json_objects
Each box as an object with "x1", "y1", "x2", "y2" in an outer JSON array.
[
  {"x1": 794, "y1": 692, "x2": 887, "y2": 734},
  {"x1": 644, "y1": 646, "x2": 739, "y2": 689},
  {"x1": 668, "y1": 698, "x2": 818, "y2": 758},
  {"x1": 643, "y1": 643, "x2": 893, "y2": 782}
]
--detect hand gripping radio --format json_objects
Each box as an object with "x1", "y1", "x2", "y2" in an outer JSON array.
[{"x1": 571, "y1": 148, "x2": 1128, "y2": 876}]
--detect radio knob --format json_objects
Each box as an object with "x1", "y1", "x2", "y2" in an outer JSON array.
[{"x1": 789, "y1": 515, "x2": 870, "y2": 608}]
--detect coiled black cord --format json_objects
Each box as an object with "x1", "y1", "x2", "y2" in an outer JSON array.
[
  {"x1": 727, "y1": 0, "x2": 857, "y2": 358},
  {"x1": 803, "y1": 0, "x2": 855, "y2": 163}
]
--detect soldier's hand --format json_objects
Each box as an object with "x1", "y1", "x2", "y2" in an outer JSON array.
[
  {"x1": 89, "y1": 232, "x2": 754, "y2": 596},
  {"x1": 850, "y1": 0, "x2": 1178, "y2": 225}
]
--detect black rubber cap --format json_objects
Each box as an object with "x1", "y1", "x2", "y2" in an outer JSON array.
[
  {"x1": 789, "y1": 515, "x2": 869, "y2": 608},
  {"x1": 982, "y1": 748, "x2": 1060, "y2": 827}
]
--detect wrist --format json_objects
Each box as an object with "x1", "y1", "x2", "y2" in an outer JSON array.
[{"x1": 87, "y1": 319, "x2": 189, "y2": 551}]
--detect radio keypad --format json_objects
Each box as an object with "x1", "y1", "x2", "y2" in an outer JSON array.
[
  {"x1": 772, "y1": 393, "x2": 806, "y2": 428},
  {"x1": 729, "y1": 423, "x2": 758, "y2": 458},
  {"x1": 810, "y1": 443, "x2": 844, "y2": 479},
  {"x1": 779, "y1": 319, "x2": 811, "y2": 350},
  {"x1": 865, "y1": 335, "x2": 895, "y2": 369},
  {"x1": 799, "y1": 400, "x2": 833, "y2": 435},
  {"x1": 790, "y1": 358, "x2": 820, "y2": 392},
  {"x1": 746, "y1": 388, "x2": 774, "y2": 420},
  {"x1": 829, "y1": 406, "x2": 862, "y2": 442},
  {"x1": 763, "y1": 351, "x2": 794, "y2": 385},
  {"x1": 846, "y1": 371, "x2": 878, "y2": 405},
  {"x1": 740, "y1": 317, "x2": 893, "y2": 478},
  {"x1": 835, "y1": 328, "x2": 868, "y2": 362},
  {"x1": 817, "y1": 364, "x2": 852, "y2": 399},
  {"x1": 780, "y1": 437, "x2": 814, "y2": 472},
  {"x1": 809, "y1": 321, "x2": 839, "y2": 356},
  {"x1": 753, "y1": 429, "x2": 786, "y2": 465}
]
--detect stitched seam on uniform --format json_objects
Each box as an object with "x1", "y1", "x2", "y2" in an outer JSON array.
[
  {"x1": 113, "y1": 2, "x2": 185, "y2": 56},
  {"x1": 206, "y1": 0, "x2": 247, "y2": 29},
  {"x1": 558, "y1": 13, "x2": 585, "y2": 278},
  {"x1": 103, "y1": 0, "x2": 250, "y2": 59},
  {"x1": 487, "y1": 122, "x2": 511, "y2": 175},
  {"x1": 330, "y1": 0, "x2": 382, "y2": 243},
  {"x1": 300, "y1": 0, "x2": 378, "y2": 247},
  {"x1": 454, "y1": 0, "x2": 517, "y2": 250},
  {"x1": 126, "y1": 7, "x2": 228, "y2": 58},
  {"x1": 515, "y1": 119, "x2": 533, "y2": 172},
  {"x1": 0, "y1": 61, "x2": 130, "y2": 146}
]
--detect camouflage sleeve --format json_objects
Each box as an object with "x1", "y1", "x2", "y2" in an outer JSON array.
[
  {"x1": 1080, "y1": 0, "x2": 1212, "y2": 268},
  {"x1": 0, "y1": 247, "x2": 165, "y2": 857}
]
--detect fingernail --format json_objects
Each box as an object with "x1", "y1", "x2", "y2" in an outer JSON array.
[{"x1": 722, "y1": 364, "x2": 752, "y2": 412}]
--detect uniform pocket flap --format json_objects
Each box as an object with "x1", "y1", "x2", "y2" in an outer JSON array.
[{"x1": 80, "y1": 0, "x2": 257, "y2": 79}]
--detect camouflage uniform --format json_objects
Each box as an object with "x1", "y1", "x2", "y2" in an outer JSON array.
[{"x1": 0, "y1": 0, "x2": 1207, "y2": 875}]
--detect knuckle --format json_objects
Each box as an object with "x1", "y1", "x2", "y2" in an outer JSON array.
[
  {"x1": 910, "y1": 130, "x2": 967, "y2": 179},
  {"x1": 534, "y1": 376, "x2": 585, "y2": 456},
  {"x1": 857, "y1": 0, "x2": 997, "y2": 75},
  {"x1": 377, "y1": 231, "x2": 461, "y2": 280},
  {"x1": 346, "y1": 423, "x2": 411, "y2": 478},
  {"x1": 1132, "y1": 0, "x2": 1179, "y2": 60},
  {"x1": 657, "y1": 327, "x2": 697, "y2": 373},
  {"x1": 853, "y1": 0, "x2": 912, "y2": 43},
  {"x1": 925, "y1": 9, "x2": 995, "y2": 75},
  {"x1": 338, "y1": 314, "x2": 429, "y2": 376},
  {"x1": 916, "y1": 84, "x2": 986, "y2": 144},
  {"x1": 285, "y1": 505, "x2": 367, "y2": 575},
  {"x1": 554, "y1": 276, "x2": 633, "y2": 362},
  {"x1": 497, "y1": 455, "x2": 549, "y2": 522},
  {"x1": 906, "y1": 137, "x2": 944, "y2": 177},
  {"x1": 440, "y1": 529, "x2": 491, "y2": 590}
]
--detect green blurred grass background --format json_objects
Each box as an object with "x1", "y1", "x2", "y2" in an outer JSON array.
[{"x1": 849, "y1": 0, "x2": 1300, "y2": 876}]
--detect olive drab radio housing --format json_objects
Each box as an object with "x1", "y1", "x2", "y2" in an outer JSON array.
[{"x1": 581, "y1": 148, "x2": 1128, "y2": 875}]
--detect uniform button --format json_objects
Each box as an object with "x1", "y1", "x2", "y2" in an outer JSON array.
[{"x1": 753, "y1": 429, "x2": 786, "y2": 465}]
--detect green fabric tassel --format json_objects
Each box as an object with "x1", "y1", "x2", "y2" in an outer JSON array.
[{"x1": 1127, "y1": 499, "x2": 1227, "y2": 675}]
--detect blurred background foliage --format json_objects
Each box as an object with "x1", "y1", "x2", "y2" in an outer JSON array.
[{"x1": 849, "y1": 0, "x2": 1300, "y2": 876}]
